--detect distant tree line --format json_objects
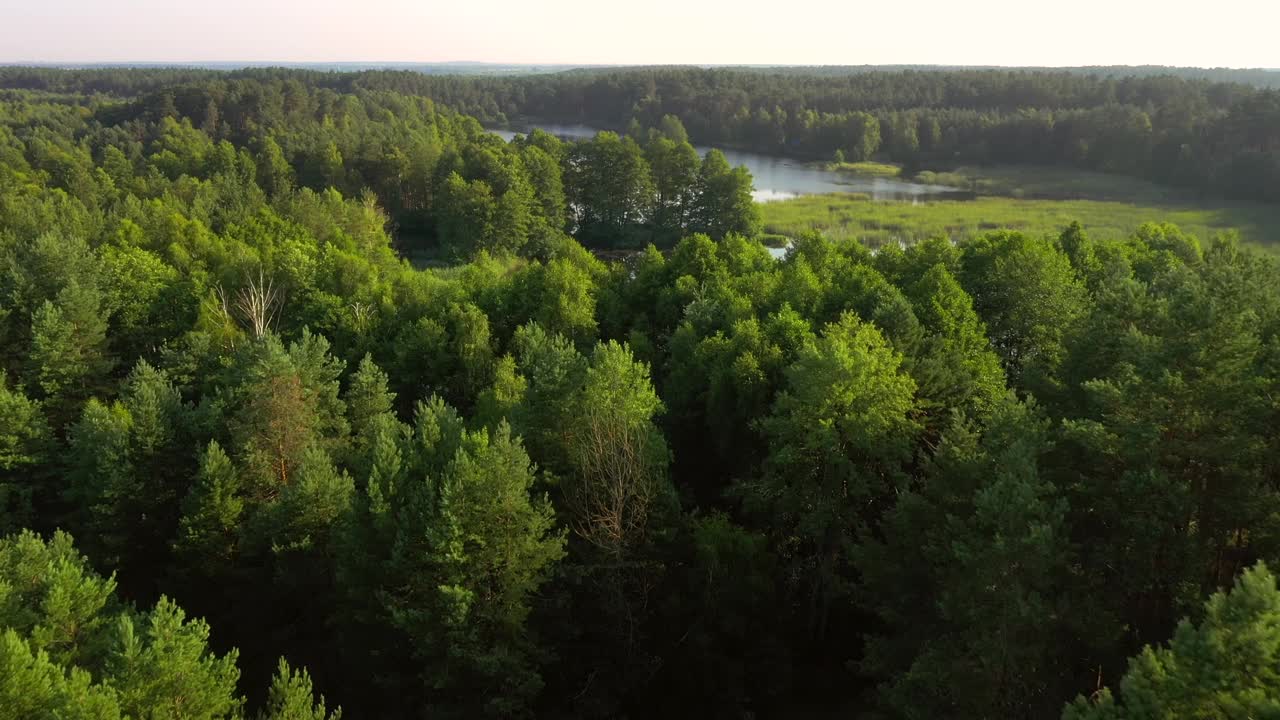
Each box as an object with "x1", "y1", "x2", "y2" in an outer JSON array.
[
  {"x1": 710, "y1": 64, "x2": 1280, "y2": 88},
  {"x1": 430, "y1": 67, "x2": 1280, "y2": 202},
  {"x1": 3, "y1": 65, "x2": 1277, "y2": 202}
]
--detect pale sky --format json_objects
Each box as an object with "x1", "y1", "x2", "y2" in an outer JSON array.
[{"x1": 2, "y1": 0, "x2": 1277, "y2": 68}]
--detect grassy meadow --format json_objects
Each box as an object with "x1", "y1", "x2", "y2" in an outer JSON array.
[
  {"x1": 911, "y1": 164, "x2": 1207, "y2": 203},
  {"x1": 761, "y1": 164, "x2": 1280, "y2": 250}
]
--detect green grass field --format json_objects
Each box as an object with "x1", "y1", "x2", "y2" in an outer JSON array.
[
  {"x1": 765, "y1": 162, "x2": 1280, "y2": 250},
  {"x1": 824, "y1": 161, "x2": 1214, "y2": 204},
  {"x1": 761, "y1": 188, "x2": 1280, "y2": 250}
]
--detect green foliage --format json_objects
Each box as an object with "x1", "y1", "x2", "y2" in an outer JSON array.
[
  {"x1": 259, "y1": 658, "x2": 341, "y2": 720},
  {"x1": 692, "y1": 149, "x2": 761, "y2": 240},
  {"x1": 66, "y1": 361, "x2": 192, "y2": 584},
  {"x1": 565, "y1": 131, "x2": 655, "y2": 247},
  {"x1": 499, "y1": 322, "x2": 589, "y2": 469},
  {"x1": 99, "y1": 241, "x2": 186, "y2": 354},
  {"x1": 107, "y1": 597, "x2": 243, "y2": 720},
  {"x1": 960, "y1": 230, "x2": 1088, "y2": 390},
  {"x1": 343, "y1": 354, "x2": 395, "y2": 468},
  {"x1": 564, "y1": 340, "x2": 672, "y2": 557},
  {"x1": 647, "y1": 137, "x2": 701, "y2": 240},
  {"x1": 0, "y1": 530, "x2": 339, "y2": 719},
  {"x1": 0, "y1": 374, "x2": 51, "y2": 530},
  {"x1": 174, "y1": 442, "x2": 244, "y2": 577},
  {"x1": 1057, "y1": 231, "x2": 1280, "y2": 648},
  {"x1": 339, "y1": 400, "x2": 564, "y2": 716},
  {"x1": 0, "y1": 529, "x2": 117, "y2": 667},
  {"x1": 0, "y1": 630, "x2": 122, "y2": 720},
  {"x1": 1064, "y1": 562, "x2": 1280, "y2": 720},
  {"x1": 858, "y1": 397, "x2": 1074, "y2": 718},
  {"x1": 0, "y1": 69, "x2": 1276, "y2": 720},
  {"x1": 907, "y1": 263, "x2": 1007, "y2": 424},
  {"x1": 29, "y1": 280, "x2": 114, "y2": 427},
  {"x1": 225, "y1": 332, "x2": 348, "y2": 491},
  {"x1": 515, "y1": 256, "x2": 601, "y2": 348},
  {"x1": 651, "y1": 513, "x2": 790, "y2": 714},
  {"x1": 749, "y1": 312, "x2": 918, "y2": 637},
  {"x1": 436, "y1": 172, "x2": 505, "y2": 258},
  {"x1": 256, "y1": 136, "x2": 295, "y2": 198}
]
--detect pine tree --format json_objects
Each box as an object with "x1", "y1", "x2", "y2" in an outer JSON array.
[
  {"x1": 0, "y1": 630, "x2": 122, "y2": 720},
  {"x1": 0, "y1": 529, "x2": 117, "y2": 667},
  {"x1": 174, "y1": 441, "x2": 244, "y2": 578},
  {"x1": 227, "y1": 332, "x2": 347, "y2": 494},
  {"x1": 66, "y1": 398, "x2": 135, "y2": 567},
  {"x1": 259, "y1": 658, "x2": 341, "y2": 720},
  {"x1": 67, "y1": 361, "x2": 191, "y2": 587},
  {"x1": 0, "y1": 373, "x2": 52, "y2": 531},
  {"x1": 0, "y1": 373, "x2": 51, "y2": 473},
  {"x1": 338, "y1": 401, "x2": 564, "y2": 717},
  {"x1": 857, "y1": 396, "x2": 1075, "y2": 719},
  {"x1": 29, "y1": 281, "x2": 114, "y2": 428},
  {"x1": 0, "y1": 530, "x2": 331, "y2": 719},
  {"x1": 345, "y1": 354, "x2": 394, "y2": 441},
  {"x1": 106, "y1": 598, "x2": 243, "y2": 720},
  {"x1": 1064, "y1": 562, "x2": 1280, "y2": 720},
  {"x1": 343, "y1": 354, "x2": 396, "y2": 474}
]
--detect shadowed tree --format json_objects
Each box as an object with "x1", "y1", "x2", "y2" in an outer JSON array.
[
  {"x1": 1064, "y1": 562, "x2": 1280, "y2": 720},
  {"x1": 747, "y1": 312, "x2": 918, "y2": 641}
]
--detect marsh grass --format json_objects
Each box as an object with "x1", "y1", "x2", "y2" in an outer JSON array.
[
  {"x1": 761, "y1": 193, "x2": 1280, "y2": 250},
  {"x1": 812, "y1": 160, "x2": 905, "y2": 177},
  {"x1": 911, "y1": 165, "x2": 1204, "y2": 203}
]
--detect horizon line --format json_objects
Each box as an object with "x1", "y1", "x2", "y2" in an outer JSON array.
[{"x1": 2, "y1": 60, "x2": 1277, "y2": 72}]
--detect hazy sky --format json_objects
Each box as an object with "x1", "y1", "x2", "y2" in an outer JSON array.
[{"x1": 3, "y1": 0, "x2": 1277, "y2": 67}]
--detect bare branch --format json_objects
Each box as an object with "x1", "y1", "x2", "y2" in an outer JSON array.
[
  {"x1": 233, "y1": 269, "x2": 283, "y2": 340},
  {"x1": 566, "y1": 405, "x2": 660, "y2": 559}
]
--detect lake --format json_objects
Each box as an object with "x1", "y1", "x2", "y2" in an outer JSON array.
[{"x1": 489, "y1": 123, "x2": 956, "y2": 203}]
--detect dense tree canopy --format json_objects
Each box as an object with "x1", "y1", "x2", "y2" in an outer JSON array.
[
  {"x1": 0, "y1": 68, "x2": 1278, "y2": 718},
  {"x1": 5, "y1": 64, "x2": 1280, "y2": 203}
]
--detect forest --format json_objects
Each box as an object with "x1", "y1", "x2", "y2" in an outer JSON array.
[
  {"x1": 7, "y1": 64, "x2": 1278, "y2": 203},
  {"x1": 1, "y1": 66, "x2": 1279, "y2": 719}
]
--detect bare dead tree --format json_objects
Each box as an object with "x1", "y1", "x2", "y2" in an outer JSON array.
[
  {"x1": 233, "y1": 269, "x2": 283, "y2": 340},
  {"x1": 566, "y1": 406, "x2": 662, "y2": 560},
  {"x1": 565, "y1": 403, "x2": 669, "y2": 664}
]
